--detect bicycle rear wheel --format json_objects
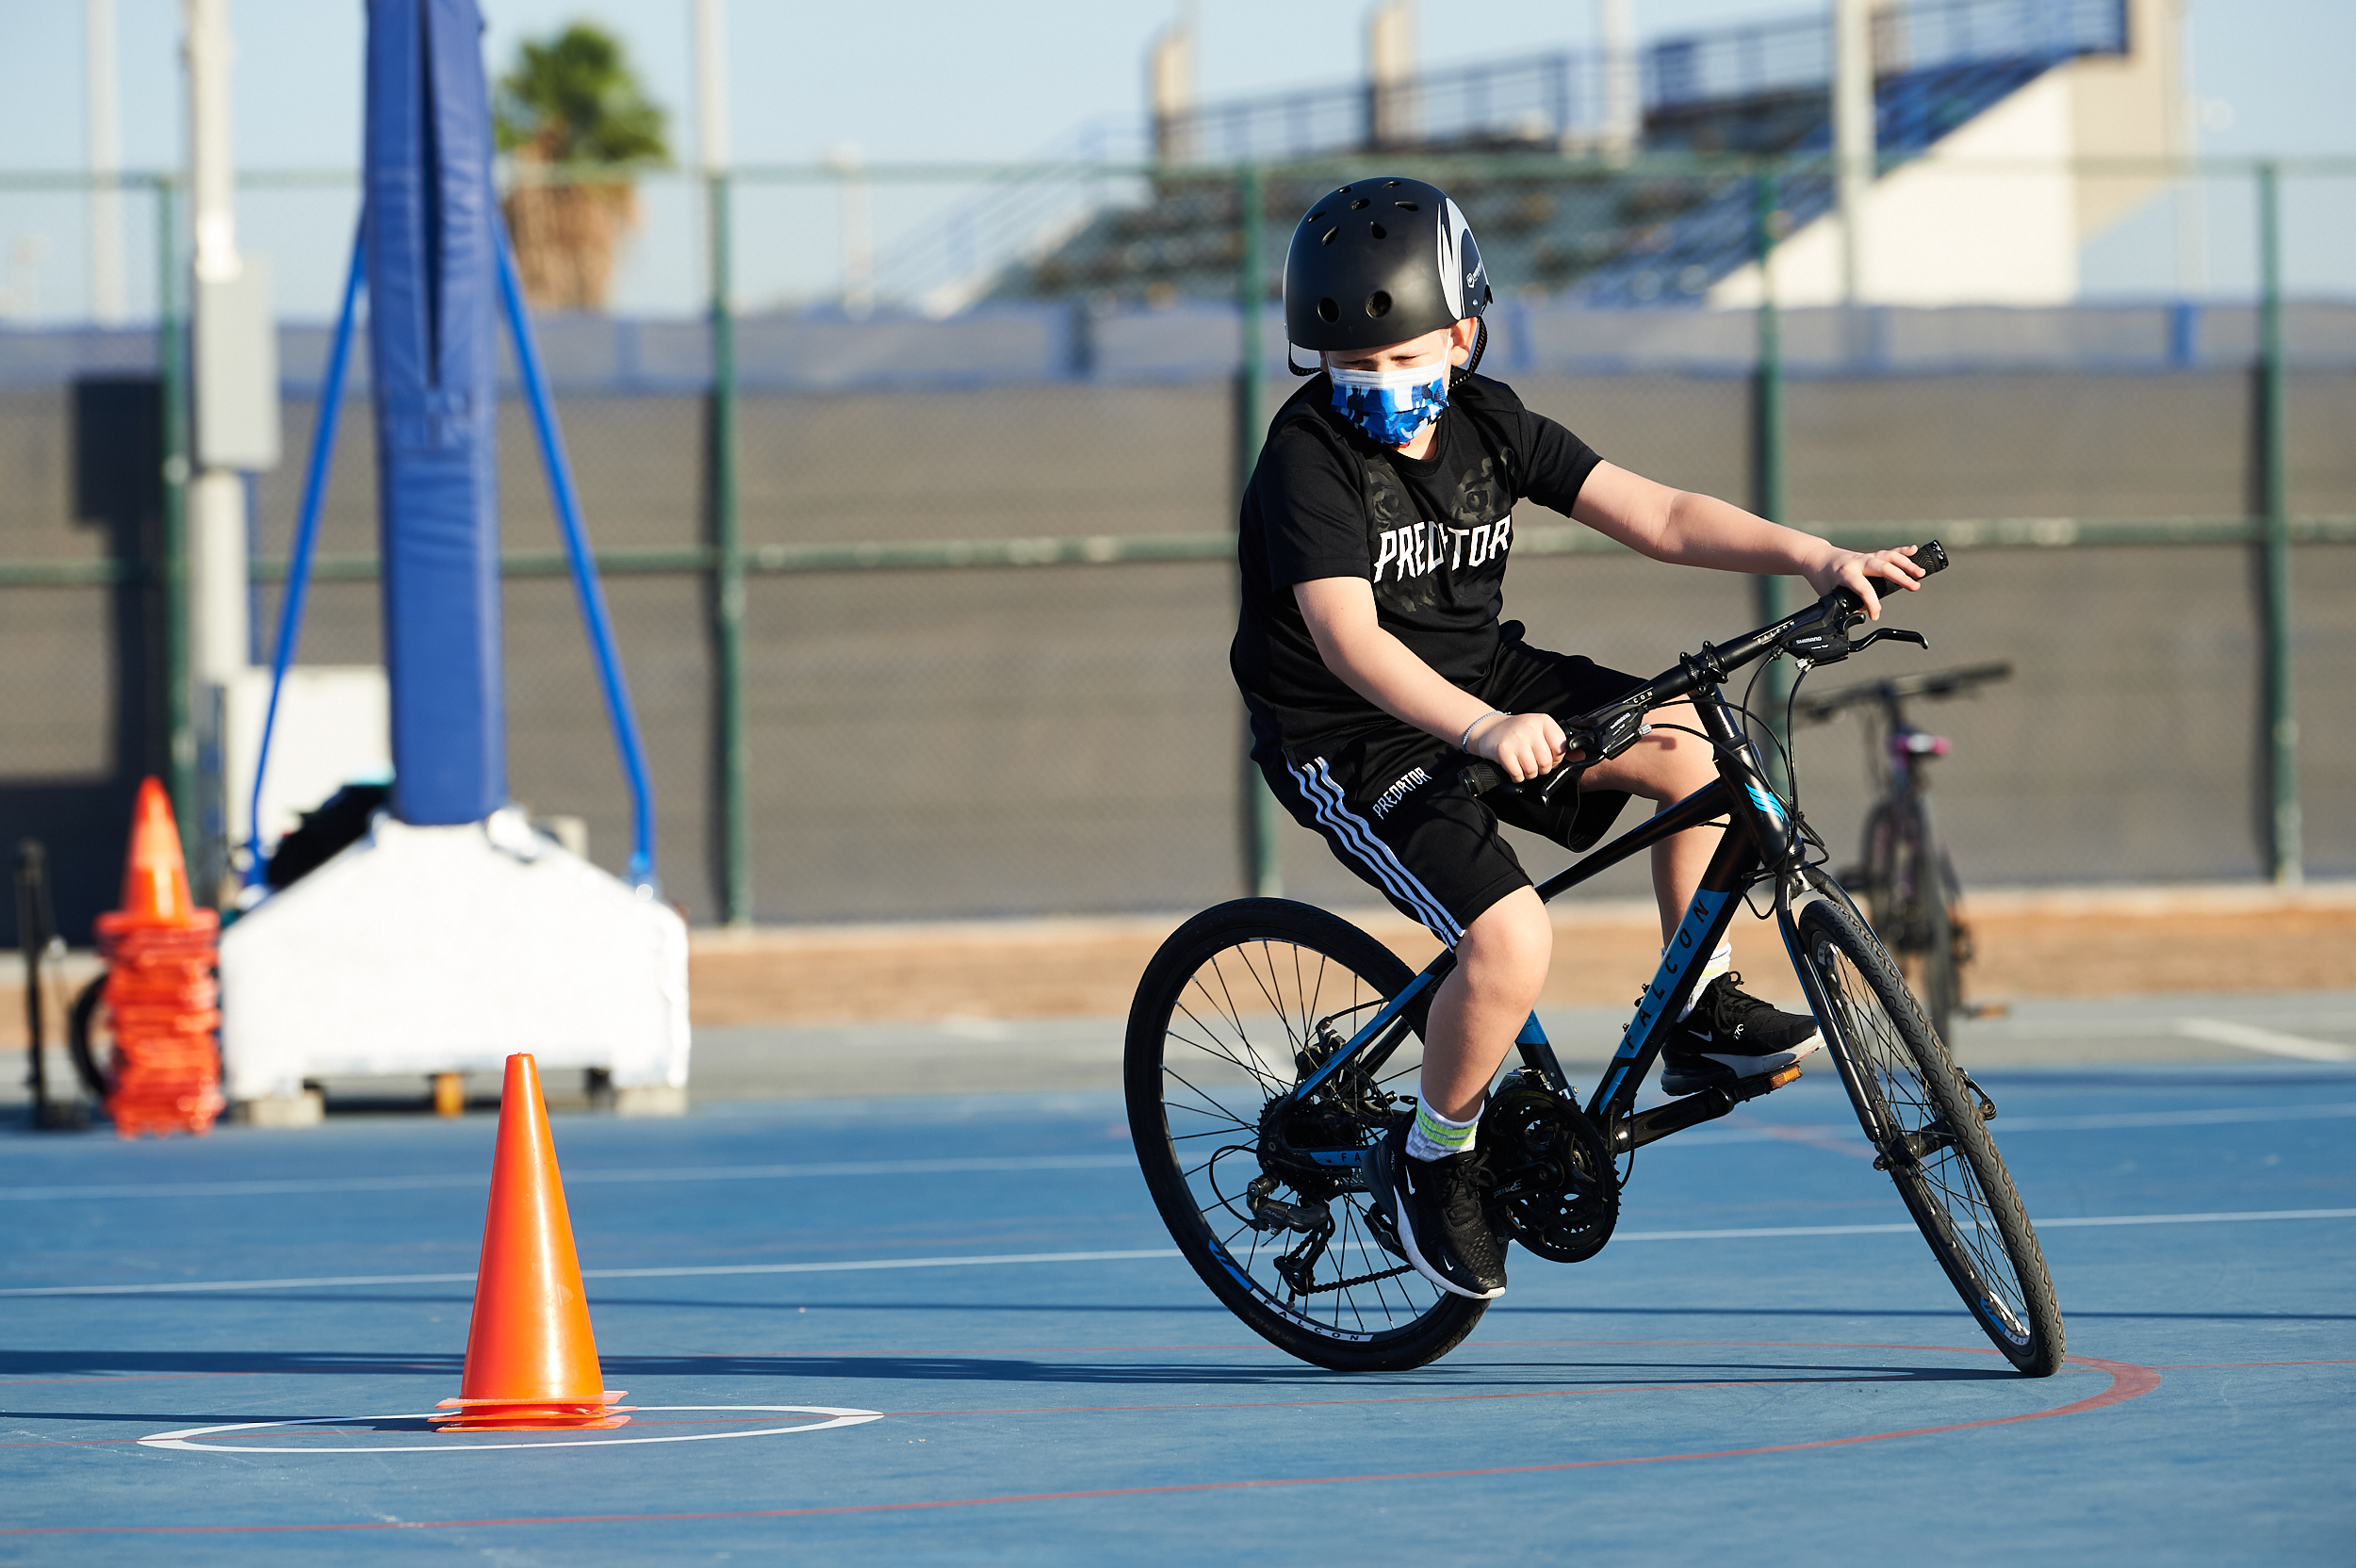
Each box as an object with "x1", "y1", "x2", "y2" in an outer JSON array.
[
  {"x1": 1862, "y1": 796, "x2": 1960, "y2": 1042},
  {"x1": 1125, "y1": 899, "x2": 1486, "y2": 1372},
  {"x1": 1796, "y1": 897, "x2": 2065, "y2": 1376}
]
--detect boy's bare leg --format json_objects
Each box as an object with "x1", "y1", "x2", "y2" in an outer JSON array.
[
  {"x1": 1419, "y1": 886, "x2": 1552, "y2": 1120},
  {"x1": 1577, "y1": 698, "x2": 1724, "y2": 943}
]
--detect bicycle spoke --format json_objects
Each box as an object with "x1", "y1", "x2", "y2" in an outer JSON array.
[
  {"x1": 1808, "y1": 904, "x2": 2055, "y2": 1368},
  {"x1": 1130, "y1": 909, "x2": 1482, "y2": 1371}
]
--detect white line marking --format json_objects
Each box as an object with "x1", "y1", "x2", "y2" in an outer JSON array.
[
  {"x1": 1669, "y1": 1100, "x2": 2356, "y2": 1148},
  {"x1": 2026, "y1": 1208, "x2": 2356, "y2": 1228},
  {"x1": 9, "y1": 1208, "x2": 2356, "y2": 1298},
  {"x1": 0, "y1": 1249, "x2": 1185, "y2": 1297},
  {"x1": 1613, "y1": 1208, "x2": 2356, "y2": 1242},
  {"x1": 2174, "y1": 1018, "x2": 2356, "y2": 1062},
  {"x1": 0, "y1": 1153, "x2": 1136, "y2": 1203},
  {"x1": 138, "y1": 1405, "x2": 884, "y2": 1453}
]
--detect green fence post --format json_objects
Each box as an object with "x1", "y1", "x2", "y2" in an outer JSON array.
[
  {"x1": 1749, "y1": 168, "x2": 1793, "y2": 789},
  {"x1": 156, "y1": 176, "x2": 196, "y2": 854},
  {"x1": 709, "y1": 170, "x2": 751, "y2": 925},
  {"x1": 1237, "y1": 163, "x2": 1284, "y2": 899},
  {"x1": 2256, "y1": 162, "x2": 2301, "y2": 886}
]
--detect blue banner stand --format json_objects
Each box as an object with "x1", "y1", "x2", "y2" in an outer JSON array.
[{"x1": 219, "y1": 0, "x2": 687, "y2": 1120}]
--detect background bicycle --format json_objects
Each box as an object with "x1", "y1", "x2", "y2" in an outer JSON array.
[{"x1": 1802, "y1": 662, "x2": 2013, "y2": 1046}]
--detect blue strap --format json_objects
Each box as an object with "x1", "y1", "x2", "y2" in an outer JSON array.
[
  {"x1": 245, "y1": 226, "x2": 366, "y2": 888},
  {"x1": 492, "y1": 220, "x2": 662, "y2": 893}
]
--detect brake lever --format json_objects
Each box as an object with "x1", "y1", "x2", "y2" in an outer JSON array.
[
  {"x1": 1537, "y1": 707, "x2": 1648, "y2": 808},
  {"x1": 1780, "y1": 623, "x2": 1927, "y2": 666}
]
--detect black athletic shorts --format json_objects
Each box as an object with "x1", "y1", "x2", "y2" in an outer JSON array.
[{"x1": 1252, "y1": 635, "x2": 1646, "y2": 946}]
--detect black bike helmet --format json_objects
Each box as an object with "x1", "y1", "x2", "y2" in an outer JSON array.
[{"x1": 1283, "y1": 176, "x2": 1491, "y2": 363}]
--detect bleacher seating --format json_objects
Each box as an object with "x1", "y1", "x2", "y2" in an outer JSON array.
[{"x1": 981, "y1": 0, "x2": 2127, "y2": 313}]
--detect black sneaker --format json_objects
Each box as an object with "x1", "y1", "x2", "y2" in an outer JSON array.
[
  {"x1": 1660, "y1": 972, "x2": 1823, "y2": 1096},
  {"x1": 1365, "y1": 1121, "x2": 1507, "y2": 1300}
]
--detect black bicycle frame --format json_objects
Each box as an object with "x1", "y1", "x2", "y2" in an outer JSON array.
[{"x1": 1282, "y1": 679, "x2": 1824, "y2": 1169}]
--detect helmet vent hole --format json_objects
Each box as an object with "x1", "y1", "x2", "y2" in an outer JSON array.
[
  {"x1": 1320, "y1": 227, "x2": 1338, "y2": 245},
  {"x1": 1309, "y1": 211, "x2": 1324, "y2": 222},
  {"x1": 1336, "y1": 185, "x2": 1352, "y2": 194},
  {"x1": 1394, "y1": 201, "x2": 1419, "y2": 211},
  {"x1": 1384, "y1": 180, "x2": 1401, "y2": 187},
  {"x1": 1350, "y1": 199, "x2": 1369, "y2": 210},
  {"x1": 1317, "y1": 297, "x2": 1340, "y2": 322},
  {"x1": 1368, "y1": 222, "x2": 1386, "y2": 239},
  {"x1": 1366, "y1": 290, "x2": 1392, "y2": 318}
]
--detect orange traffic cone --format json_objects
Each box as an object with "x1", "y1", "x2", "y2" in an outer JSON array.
[
  {"x1": 94, "y1": 777, "x2": 223, "y2": 1138},
  {"x1": 114, "y1": 777, "x2": 196, "y2": 927},
  {"x1": 435, "y1": 1054, "x2": 631, "y2": 1432}
]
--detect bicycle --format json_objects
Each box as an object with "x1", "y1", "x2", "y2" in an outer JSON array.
[
  {"x1": 1799, "y1": 662, "x2": 2012, "y2": 1046},
  {"x1": 1125, "y1": 542, "x2": 2064, "y2": 1377}
]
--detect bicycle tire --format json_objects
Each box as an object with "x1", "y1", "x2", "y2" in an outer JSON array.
[
  {"x1": 1917, "y1": 852, "x2": 1960, "y2": 1043},
  {"x1": 67, "y1": 975, "x2": 110, "y2": 1102},
  {"x1": 1864, "y1": 795, "x2": 1960, "y2": 1044},
  {"x1": 1125, "y1": 898, "x2": 1487, "y2": 1372},
  {"x1": 1796, "y1": 897, "x2": 2065, "y2": 1376}
]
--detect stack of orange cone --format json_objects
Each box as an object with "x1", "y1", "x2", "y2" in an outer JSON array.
[
  {"x1": 436, "y1": 1054, "x2": 632, "y2": 1432},
  {"x1": 93, "y1": 778, "x2": 224, "y2": 1138}
]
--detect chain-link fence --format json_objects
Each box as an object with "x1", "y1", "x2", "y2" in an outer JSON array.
[{"x1": 2, "y1": 153, "x2": 2351, "y2": 943}]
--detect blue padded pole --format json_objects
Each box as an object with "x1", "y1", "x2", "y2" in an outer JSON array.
[
  {"x1": 493, "y1": 223, "x2": 661, "y2": 891},
  {"x1": 245, "y1": 227, "x2": 367, "y2": 888}
]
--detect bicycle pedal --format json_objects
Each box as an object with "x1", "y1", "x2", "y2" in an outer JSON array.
[{"x1": 1724, "y1": 1063, "x2": 1804, "y2": 1102}]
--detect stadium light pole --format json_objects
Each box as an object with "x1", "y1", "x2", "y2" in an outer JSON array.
[
  {"x1": 1595, "y1": 0, "x2": 1637, "y2": 159},
  {"x1": 185, "y1": 0, "x2": 283, "y2": 899},
  {"x1": 85, "y1": 0, "x2": 126, "y2": 324},
  {"x1": 1831, "y1": 0, "x2": 1873, "y2": 306},
  {"x1": 696, "y1": 0, "x2": 750, "y2": 927}
]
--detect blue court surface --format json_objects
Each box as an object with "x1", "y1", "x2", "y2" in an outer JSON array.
[{"x1": 4, "y1": 1061, "x2": 2350, "y2": 1564}]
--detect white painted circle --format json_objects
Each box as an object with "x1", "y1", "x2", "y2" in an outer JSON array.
[{"x1": 139, "y1": 1405, "x2": 884, "y2": 1453}]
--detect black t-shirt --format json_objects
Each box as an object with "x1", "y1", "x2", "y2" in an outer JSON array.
[{"x1": 1231, "y1": 371, "x2": 1603, "y2": 744}]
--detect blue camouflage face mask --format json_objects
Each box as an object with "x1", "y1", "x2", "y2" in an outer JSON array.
[{"x1": 1327, "y1": 361, "x2": 1450, "y2": 447}]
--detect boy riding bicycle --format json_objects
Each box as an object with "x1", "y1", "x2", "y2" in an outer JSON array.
[{"x1": 1233, "y1": 177, "x2": 1927, "y2": 1302}]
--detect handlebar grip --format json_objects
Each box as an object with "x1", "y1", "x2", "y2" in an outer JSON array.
[
  {"x1": 1459, "y1": 760, "x2": 1507, "y2": 796},
  {"x1": 1870, "y1": 540, "x2": 1947, "y2": 592},
  {"x1": 1838, "y1": 539, "x2": 1947, "y2": 610}
]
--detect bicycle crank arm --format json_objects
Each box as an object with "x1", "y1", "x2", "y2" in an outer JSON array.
[{"x1": 1607, "y1": 1062, "x2": 1805, "y2": 1154}]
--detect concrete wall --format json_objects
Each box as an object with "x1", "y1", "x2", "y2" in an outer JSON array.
[{"x1": 3, "y1": 368, "x2": 2350, "y2": 942}]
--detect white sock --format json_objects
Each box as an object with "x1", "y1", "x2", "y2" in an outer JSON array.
[
  {"x1": 1677, "y1": 941, "x2": 1735, "y2": 1021},
  {"x1": 1405, "y1": 1099, "x2": 1481, "y2": 1162}
]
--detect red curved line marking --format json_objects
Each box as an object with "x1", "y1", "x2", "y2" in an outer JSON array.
[{"x1": 0, "y1": 1349, "x2": 2157, "y2": 1536}]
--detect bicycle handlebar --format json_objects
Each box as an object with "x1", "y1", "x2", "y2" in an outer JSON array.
[
  {"x1": 1794, "y1": 660, "x2": 2013, "y2": 723},
  {"x1": 1462, "y1": 540, "x2": 1949, "y2": 804}
]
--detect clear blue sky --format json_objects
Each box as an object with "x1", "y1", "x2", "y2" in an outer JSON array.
[{"x1": 0, "y1": 0, "x2": 2349, "y2": 318}]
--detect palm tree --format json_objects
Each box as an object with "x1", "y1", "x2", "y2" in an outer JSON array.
[{"x1": 494, "y1": 23, "x2": 670, "y2": 311}]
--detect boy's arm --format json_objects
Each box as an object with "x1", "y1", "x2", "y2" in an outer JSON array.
[
  {"x1": 1294, "y1": 577, "x2": 1567, "y2": 782},
  {"x1": 1568, "y1": 461, "x2": 1927, "y2": 620}
]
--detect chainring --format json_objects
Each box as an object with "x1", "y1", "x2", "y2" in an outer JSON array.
[{"x1": 1481, "y1": 1076, "x2": 1619, "y2": 1264}]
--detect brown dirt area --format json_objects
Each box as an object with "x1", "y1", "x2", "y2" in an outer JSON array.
[
  {"x1": 8, "y1": 885, "x2": 2346, "y2": 1047},
  {"x1": 682, "y1": 884, "x2": 2356, "y2": 1027}
]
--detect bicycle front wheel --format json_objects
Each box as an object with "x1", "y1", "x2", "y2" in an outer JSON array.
[
  {"x1": 1797, "y1": 897, "x2": 2065, "y2": 1376},
  {"x1": 1125, "y1": 899, "x2": 1486, "y2": 1372}
]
